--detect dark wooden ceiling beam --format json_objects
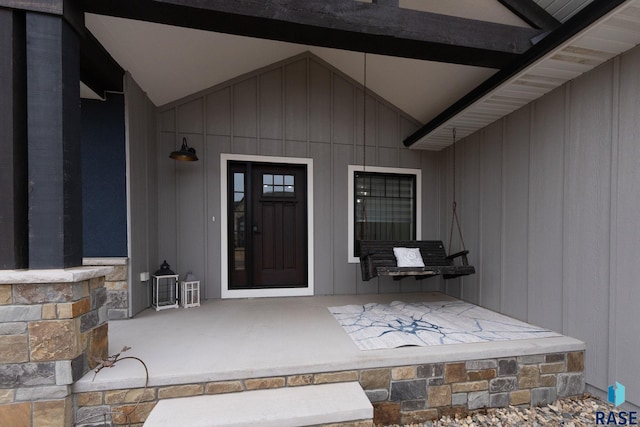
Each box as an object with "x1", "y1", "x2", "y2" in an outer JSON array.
[
  {"x1": 497, "y1": 0, "x2": 561, "y2": 30},
  {"x1": 79, "y1": 29, "x2": 124, "y2": 97},
  {"x1": 82, "y1": 0, "x2": 546, "y2": 68},
  {"x1": 0, "y1": 0, "x2": 85, "y2": 34},
  {"x1": 1, "y1": 2, "x2": 124, "y2": 97},
  {"x1": 372, "y1": 0, "x2": 399, "y2": 7},
  {"x1": 0, "y1": 0, "x2": 64, "y2": 15}
]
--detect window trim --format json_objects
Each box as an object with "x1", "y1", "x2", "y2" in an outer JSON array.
[{"x1": 347, "y1": 165, "x2": 422, "y2": 263}]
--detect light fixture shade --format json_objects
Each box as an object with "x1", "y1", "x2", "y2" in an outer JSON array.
[{"x1": 170, "y1": 137, "x2": 198, "y2": 161}]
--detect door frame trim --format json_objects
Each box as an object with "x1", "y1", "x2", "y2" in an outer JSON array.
[{"x1": 220, "y1": 154, "x2": 314, "y2": 299}]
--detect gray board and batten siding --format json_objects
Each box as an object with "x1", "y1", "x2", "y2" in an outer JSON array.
[
  {"x1": 125, "y1": 74, "x2": 159, "y2": 317},
  {"x1": 154, "y1": 52, "x2": 444, "y2": 300},
  {"x1": 441, "y1": 45, "x2": 640, "y2": 408},
  {"x1": 126, "y1": 46, "x2": 640, "y2": 408}
]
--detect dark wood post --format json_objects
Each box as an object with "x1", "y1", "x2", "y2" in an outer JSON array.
[
  {"x1": 25, "y1": 11, "x2": 83, "y2": 268},
  {"x1": 0, "y1": 9, "x2": 28, "y2": 269}
]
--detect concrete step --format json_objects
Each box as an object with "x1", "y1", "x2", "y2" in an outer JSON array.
[{"x1": 143, "y1": 382, "x2": 373, "y2": 427}]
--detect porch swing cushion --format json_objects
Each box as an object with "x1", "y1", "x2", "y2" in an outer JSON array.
[
  {"x1": 392, "y1": 247, "x2": 425, "y2": 267},
  {"x1": 359, "y1": 240, "x2": 475, "y2": 282}
]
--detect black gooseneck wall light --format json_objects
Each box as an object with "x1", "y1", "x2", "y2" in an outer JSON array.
[{"x1": 170, "y1": 137, "x2": 198, "y2": 161}]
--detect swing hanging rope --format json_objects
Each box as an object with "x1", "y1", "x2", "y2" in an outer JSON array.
[{"x1": 448, "y1": 128, "x2": 467, "y2": 255}]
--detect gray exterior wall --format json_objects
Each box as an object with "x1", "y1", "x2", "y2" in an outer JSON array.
[
  {"x1": 125, "y1": 73, "x2": 158, "y2": 316},
  {"x1": 155, "y1": 52, "x2": 444, "y2": 300},
  {"x1": 126, "y1": 36, "x2": 640, "y2": 409},
  {"x1": 445, "y1": 46, "x2": 640, "y2": 407}
]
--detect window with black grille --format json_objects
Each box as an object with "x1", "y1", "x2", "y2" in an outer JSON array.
[{"x1": 353, "y1": 171, "x2": 416, "y2": 257}]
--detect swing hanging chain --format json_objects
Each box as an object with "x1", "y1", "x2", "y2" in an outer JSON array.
[
  {"x1": 359, "y1": 52, "x2": 368, "y2": 241},
  {"x1": 363, "y1": 52, "x2": 367, "y2": 172},
  {"x1": 448, "y1": 128, "x2": 467, "y2": 255},
  {"x1": 452, "y1": 128, "x2": 456, "y2": 203}
]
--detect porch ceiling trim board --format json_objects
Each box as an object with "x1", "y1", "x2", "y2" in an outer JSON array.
[
  {"x1": 81, "y1": 0, "x2": 544, "y2": 68},
  {"x1": 406, "y1": 0, "x2": 640, "y2": 150}
]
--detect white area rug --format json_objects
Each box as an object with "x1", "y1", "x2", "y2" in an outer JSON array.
[{"x1": 328, "y1": 300, "x2": 561, "y2": 350}]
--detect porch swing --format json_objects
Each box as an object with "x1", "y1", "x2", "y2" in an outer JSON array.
[{"x1": 359, "y1": 124, "x2": 476, "y2": 282}]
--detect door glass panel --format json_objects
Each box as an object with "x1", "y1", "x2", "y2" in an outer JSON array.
[
  {"x1": 263, "y1": 174, "x2": 295, "y2": 196},
  {"x1": 263, "y1": 174, "x2": 273, "y2": 194},
  {"x1": 284, "y1": 174, "x2": 294, "y2": 193},
  {"x1": 233, "y1": 172, "x2": 246, "y2": 271}
]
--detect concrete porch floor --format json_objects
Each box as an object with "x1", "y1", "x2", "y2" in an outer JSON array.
[{"x1": 73, "y1": 292, "x2": 584, "y2": 393}]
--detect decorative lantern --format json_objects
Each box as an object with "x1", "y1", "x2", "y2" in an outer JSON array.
[
  {"x1": 181, "y1": 272, "x2": 200, "y2": 308},
  {"x1": 152, "y1": 261, "x2": 179, "y2": 311}
]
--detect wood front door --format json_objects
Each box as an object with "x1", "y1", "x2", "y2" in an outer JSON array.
[{"x1": 228, "y1": 162, "x2": 307, "y2": 289}]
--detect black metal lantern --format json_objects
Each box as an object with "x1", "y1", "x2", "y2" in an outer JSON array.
[{"x1": 151, "y1": 260, "x2": 179, "y2": 311}]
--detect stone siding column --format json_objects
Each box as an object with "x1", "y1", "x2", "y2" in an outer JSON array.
[
  {"x1": 0, "y1": 267, "x2": 111, "y2": 427},
  {"x1": 83, "y1": 258, "x2": 130, "y2": 320}
]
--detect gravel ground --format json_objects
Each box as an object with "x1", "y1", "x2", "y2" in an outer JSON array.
[{"x1": 385, "y1": 394, "x2": 617, "y2": 427}]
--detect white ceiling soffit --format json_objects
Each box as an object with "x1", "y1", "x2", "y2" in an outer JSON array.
[
  {"x1": 400, "y1": 0, "x2": 526, "y2": 25},
  {"x1": 84, "y1": 13, "x2": 497, "y2": 121},
  {"x1": 412, "y1": 0, "x2": 640, "y2": 150},
  {"x1": 80, "y1": 81, "x2": 104, "y2": 100},
  {"x1": 537, "y1": 0, "x2": 594, "y2": 22}
]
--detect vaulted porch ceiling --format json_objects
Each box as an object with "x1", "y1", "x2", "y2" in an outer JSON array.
[
  {"x1": 84, "y1": 0, "x2": 550, "y2": 68},
  {"x1": 82, "y1": 0, "x2": 533, "y2": 119},
  {"x1": 79, "y1": 0, "x2": 639, "y2": 151}
]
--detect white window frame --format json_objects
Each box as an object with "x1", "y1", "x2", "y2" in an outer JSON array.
[
  {"x1": 220, "y1": 154, "x2": 314, "y2": 298},
  {"x1": 347, "y1": 165, "x2": 422, "y2": 263}
]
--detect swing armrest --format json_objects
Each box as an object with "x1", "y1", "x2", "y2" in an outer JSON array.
[
  {"x1": 446, "y1": 250, "x2": 469, "y2": 265},
  {"x1": 359, "y1": 251, "x2": 378, "y2": 281}
]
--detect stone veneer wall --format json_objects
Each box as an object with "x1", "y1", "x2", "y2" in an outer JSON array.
[
  {"x1": 83, "y1": 258, "x2": 129, "y2": 320},
  {"x1": 0, "y1": 268, "x2": 111, "y2": 427},
  {"x1": 75, "y1": 350, "x2": 584, "y2": 426}
]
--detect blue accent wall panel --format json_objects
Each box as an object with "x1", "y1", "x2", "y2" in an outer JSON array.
[{"x1": 81, "y1": 93, "x2": 127, "y2": 256}]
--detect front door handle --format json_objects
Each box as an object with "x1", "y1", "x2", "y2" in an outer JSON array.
[{"x1": 253, "y1": 225, "x2": 260, "y2": 234}]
